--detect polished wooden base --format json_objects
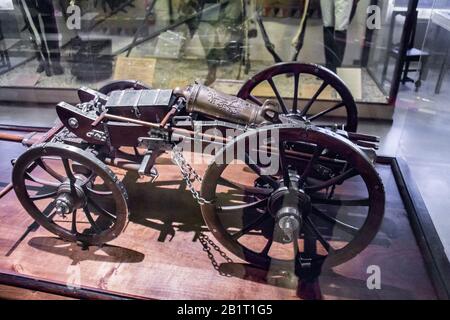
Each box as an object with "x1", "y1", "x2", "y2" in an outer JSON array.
[{"x1": 0, "y1": 132, "x2": 442, "y2": 300}]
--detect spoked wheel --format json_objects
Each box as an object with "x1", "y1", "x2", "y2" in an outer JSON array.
[
  {"x1": 200, "y1": 124, "x2": 384, "y2": 272},
  {"x1": 12, "y1": 143, "x2": 129, "y2": 246},
  {"x1": 237, "y1": 62, "x2": 358, "y2": 132},
  {"x1": 98, "y1": 80, "x2": 151, "y2": 95}
]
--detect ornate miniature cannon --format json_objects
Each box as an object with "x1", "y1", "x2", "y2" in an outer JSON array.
[{"x1": 1, "y1": 63, "x2": 384, "y2": 273}]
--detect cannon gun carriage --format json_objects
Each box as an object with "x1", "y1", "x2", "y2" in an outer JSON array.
[{"x1": 1, "y1": 63, "x2": 385, "y2": 274}]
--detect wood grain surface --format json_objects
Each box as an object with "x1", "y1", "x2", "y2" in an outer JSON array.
[{"x1": 0, "y1": 133, "x2": 439, "y2": 300}]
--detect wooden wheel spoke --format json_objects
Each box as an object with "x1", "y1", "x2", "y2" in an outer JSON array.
[
  {"x1": 88, "y1": 198, "x2": 117, "y2": 221},
  {"x1": 42, "y1": 202, "x2": 56, "y2": 219},
  {"x1": 301, "y1": 82, "x2": 329, "y2": 117},
  {"x1": 308, "y1": 102, "x2": 345, "y2": 121},
  {"x1": 36, "y1": 158, "x2": 65, "y2": 182},
  {"x1": 245, "y1": 153, "x2": 279, "y2": 189},
  {"x1": 267, "y1": 78, "x2": 288, "y2": 114},
  {"x1": 293, "y1": 230, "x2": 300, "y2": 257},
  {"x1": 218, "y1": 177, "x2": 273, "y2": 195},
  {"x1": 46, "y1": 211, "x2": 57, "y2": 222},
  {"x1": 71, "y1": 210, "x2": 78, "y2": 234},
  {"x1": 260, "y1": 237, "x2": 274, "y2": 256},
  {"x1": 305, "y1": 216, "x2": 334, "y2": 253},
  {"x1": 279, "y1": 142, "x2": 291, "y2": 188},
  {"x1": 299, "y1": 146, "x2": 324, "y2": 185},
  {"x1": 248, "y1": 94, "x2": 263, "y2": 106},
  {"x1": 29, "y1": 190, "x2": 57, "y2": 201},
  {"x1": 80, "y1": 172, "x2": 96, "y2": 188},
  {"x1": 62, "y1": 159, "x2": 76, "y2": 182},
  {"x1": 25, "y1": 172, "x2": 60, "y2": 188},
  {"x1": 219, "y1": 198, "x2": 268, "y2": 213},
  {"x1": 311, "y1": 206, "x2": 359, "y2": 236},
  {"x1": 231, "y1": 213, "x2": 271, "y2": 240},
  {"x1": 305, "y1": 168, "x2": 357, "y2": 193},
  {"x1": 247, "y1": 163, "x2": 279, "y2": 189},
  {"x1": 292, "y1": 72, "x2": 300, "y2": 113},
  {"x1": 83, "y1": 206, "x2": 101, "y2": 233}
]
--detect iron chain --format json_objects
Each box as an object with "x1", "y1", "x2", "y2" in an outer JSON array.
[
  {"x1": 172, "y1": 146, "x2": 215, "y2": 205},
  {"x1": 172, "y1": 147, "x2": 232, "y2": 275},
  {"x1": 198, "y1": 233, "x2": 233, "y2": 277}
]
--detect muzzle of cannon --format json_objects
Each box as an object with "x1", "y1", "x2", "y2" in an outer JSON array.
[{"x1": 174, "y1": 84, "x2": 281, "y2": 125}]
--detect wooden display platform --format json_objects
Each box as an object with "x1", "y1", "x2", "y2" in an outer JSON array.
[{"x1": 0, "y1": 131, "x2": 449, "y2": 300}]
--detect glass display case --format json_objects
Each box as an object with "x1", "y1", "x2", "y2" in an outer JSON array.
[
  {"x1": 419, "y1": 0, "x2": 450, "y2": 95},
  {"x1": 0, "y1": 0, "x2": 426, "y2": 119}
]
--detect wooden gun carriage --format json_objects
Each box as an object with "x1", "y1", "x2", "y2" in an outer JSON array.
[{"x1": 0, "y1": 63, "x2": 384, "y2": 274}]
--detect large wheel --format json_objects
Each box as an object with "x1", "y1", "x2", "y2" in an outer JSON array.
[
  {"x1": 200, "y1": 124, "x2": 384, "y2": 271},
  {"x1": 12, "y1": 143, "x2": 129, "y2": 246},
  {"x1": 237, "y1": 63, "x2": 358, "y2": 132}
]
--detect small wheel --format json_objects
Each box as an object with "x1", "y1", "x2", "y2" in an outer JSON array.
[
  {"x1": 98, "y1": 80, "x2": 151, "y2": 95},
  {"x1": 237, "y1": 62, "x2": 358, "y2": 132},
  {"x1": 12, "y1": 143, "x2": 129, "y2": 246},
  {"x1": 200, "y1": 124, "x2": 384, "y2": 270}
]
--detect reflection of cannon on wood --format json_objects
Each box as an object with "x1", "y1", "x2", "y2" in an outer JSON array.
[{"x1": 0, "y1": 62, "x2": 384, "y2": 275}]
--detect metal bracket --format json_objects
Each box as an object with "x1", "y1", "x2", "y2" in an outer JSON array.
[
  {"x1": 138, "y1": 150, "x2": 160, "y2": 181},
  {"x1": 86, "y1": 129, "x2": 107, "y2": 143},
  {"x1": 172, "y1": 116, "x2": 195, "y2": 129}
]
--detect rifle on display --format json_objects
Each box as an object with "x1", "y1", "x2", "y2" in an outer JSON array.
[{"x1": 255, "y1": 11, "x2": 283, "y2": 63}]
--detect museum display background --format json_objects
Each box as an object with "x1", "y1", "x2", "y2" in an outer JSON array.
[{"x1": 0, "y1": 0, "x2": 427, "y2": 107}]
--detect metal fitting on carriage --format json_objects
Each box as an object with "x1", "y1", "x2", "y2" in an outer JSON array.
[{"x1": 277, "y1": 207, "x2": 302, "y2": 244}]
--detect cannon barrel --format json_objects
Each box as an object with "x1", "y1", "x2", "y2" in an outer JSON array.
[{"x1": 174, "y1": 84, "x2": 280, "y2": 125}]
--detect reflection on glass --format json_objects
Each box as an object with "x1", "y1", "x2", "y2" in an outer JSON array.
[{"x1": 0, "y1": 0, "x2": 421, "y2": 106}]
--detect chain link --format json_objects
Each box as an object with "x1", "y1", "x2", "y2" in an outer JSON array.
[
  {"x1": 172, "y1": 147, "x2": 232, "y2": 275},
  {"x1": 198, "y1": 233, "x2": 233, "y2": 277},
  {"x1": 171, "y1": 146, "x2": 215, "y2": 205}
]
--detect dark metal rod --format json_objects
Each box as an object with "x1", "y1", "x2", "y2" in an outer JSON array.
[
  {"x1": 0, "y1": 271, "x2": 146, "y2": 300},
  {"x1": 104, "y1": 113, "x2": 229, "y2": 143},
  {"x1": 0, "y1": 183, "x2": 13, "y2": 200},
  {"x1": 0, "y1": 124, "x2": 51, "y2": 133}
]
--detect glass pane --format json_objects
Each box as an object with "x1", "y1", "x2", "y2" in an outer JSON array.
[
  {"x1": 0, "y1": 0, "x2": 417, "y2": 106},
  {"x1": 366, "y1": 1, "x2": 409, "y2": 98}
]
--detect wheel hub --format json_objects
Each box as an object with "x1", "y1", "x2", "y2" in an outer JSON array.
[
  {"x1": 55, "y1": 179, "x2": 86, "y2": 216},
  {"x1": 268, "y1": 186, "x2": 311, "y2": 244}
]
